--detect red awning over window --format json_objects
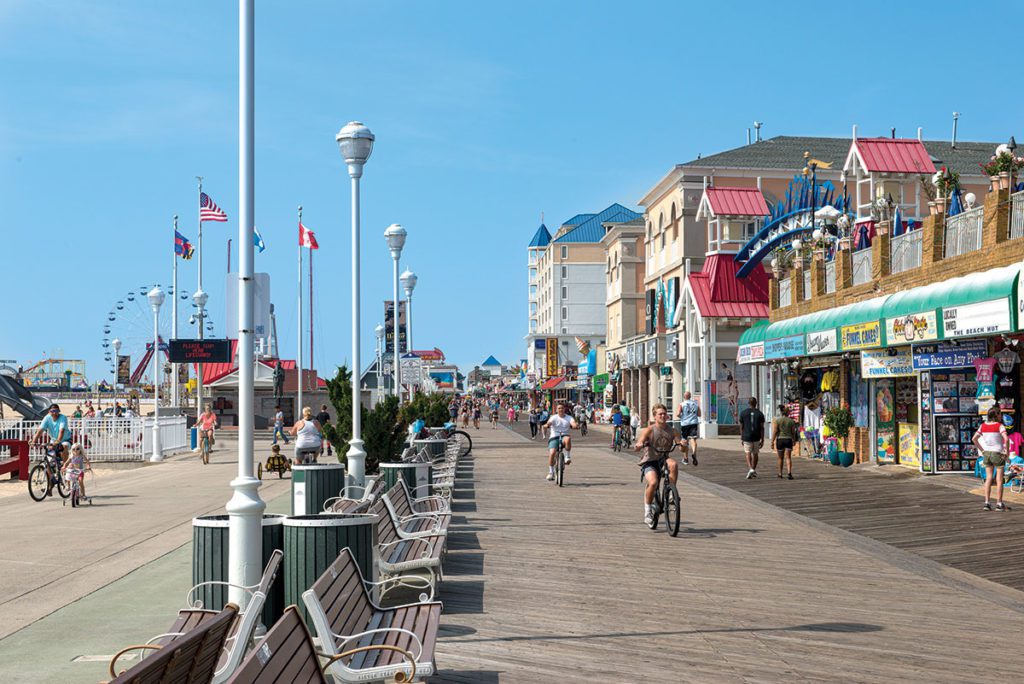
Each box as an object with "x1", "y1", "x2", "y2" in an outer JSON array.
[{"x1": 540, "y1": 376, "x2": 565, "y2": 390}]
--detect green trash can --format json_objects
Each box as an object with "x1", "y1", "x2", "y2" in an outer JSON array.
[
  {"x1": 413, "y1": 438, "x2": 446, "y2": 459},
  {"x1": 291, "y1": 462, "x2": 346, "y2": 516},
  {"x1": 191, "y1": 514, "x2": 285, "y2": 627},
  {"x1": 282, "y1": 513, "x2": 378, "y2": 627},
  {"x1": 379, "y1": 461, "x2": 432, "y2": 495}
]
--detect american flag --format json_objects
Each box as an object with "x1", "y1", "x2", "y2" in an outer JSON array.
[{"x1": 200, "y1": 192, "x2": 228, "y2": 222}]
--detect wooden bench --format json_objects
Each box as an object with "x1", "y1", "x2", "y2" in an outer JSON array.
[
  {"x1": 107, "y1": 603, "x2": 238, "y2": 683},
  {"x1": 383, "y1": 483, "x2": 451, "y2": 537},
  {"x1": 225, "y1": 605, "x2": 328, "y2": 684},
  {"x1": 394, "y1": 478, "x2": 450, "y2": 514},
  {"x1": 323, "y1": 476, "x2": 383, "y2": 513},
  {"x1": 302, "y1": 549, "x2": 441, "y2": 682},
  {"x1": 371, "y1": 500, "x2": 445, "y2": 587}
]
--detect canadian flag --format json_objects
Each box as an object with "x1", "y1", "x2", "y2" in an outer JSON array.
[{"x1": 299, "y1": 222, "x2": 319, "y2": 249}]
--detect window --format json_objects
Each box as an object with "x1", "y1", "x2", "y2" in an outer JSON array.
[
  {"x1": 529, "y1": 320, "x2": 537, "y2": 333},
  {"x1": 660, "y1": 233, "x2": 665, "y2": 249},
  {"x1": 561, "y1": 306, "x2": 568, "y2": 320},
  {"x1": 529, "y1": 252, "x2": 537, "y2": 264},
  {"x1": 530, "y1": 302, "x2": 537, "y2": 315},
  {"x1": 561, "y1": 286, "x2": 567, "y2": 299},
  {"x1": 529, "y1": 285, "x2": 537, "y2": 297},
  {"x1": 743, "y1": 221, "x2": 757, "y2": 240},
  {"x1": 529, "y1": 267, "x2": 537, "y2": 281},
  {"x1": 561, "y1": 265, "x2": 568, "y2": 278},
  {"x1": 560, "y1": 245, "x2": 568, "y2": 259}
]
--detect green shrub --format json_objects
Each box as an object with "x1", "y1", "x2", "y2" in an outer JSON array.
[
  {"x1": 363, "y1": 395, "x2": 407, "y2": 471},
  {"x1": 398, "y1": 392, "x2": 452, "y2": 428}
]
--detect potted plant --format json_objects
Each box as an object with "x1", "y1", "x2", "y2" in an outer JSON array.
[
  {"x1": 823, "y1": 405, "x2": 855, "y2": 467},
  {"x1": 979, "y1": 146, "x2": 1024, "y2": 190}
]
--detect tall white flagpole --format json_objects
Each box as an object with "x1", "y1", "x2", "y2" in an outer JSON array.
[
  {"x1": 196, "y1": 176, "x2": 205, "y2": 422},
  {"x1": 172, "y1": 215, "x2": 179, "y2": 408},
  {"x1": 297, "y1": 206, "x2": 303, "y2": 418},
  {"x1": 226, "y1": 0, "x2": 264, "y2": 611}
]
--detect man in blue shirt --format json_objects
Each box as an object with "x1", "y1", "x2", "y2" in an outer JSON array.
[
  {"x1": 610, "y1": 405, "x2": 624, "y2": 447},
  {"x1": 34, "y1": 404, "x2": 73, "y2": 458},
  {"x1": 677, "y1": 391, "x2": 701, "y2": 465}
]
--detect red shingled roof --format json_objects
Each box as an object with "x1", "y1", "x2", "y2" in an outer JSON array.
[
  {"x1": 851, "y1": 138, "x2": 936, "y2": 175},
  {"x1": 688, "y1": 254, "x2": 769, "y2": 319},
  {"x1": 540, "y1": 376, "x2": 565, "y2": 390},
  {"x1": 705, "y1": 187, "x2": 769, "y2": 217}
]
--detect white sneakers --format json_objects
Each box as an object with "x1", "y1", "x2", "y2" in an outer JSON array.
[
  {"x1": 546, "y1": 472, "x2": 554, "y2": 481},
  {"x1": 564, "y1": 453, "x2": 572, "y2": 465},
  {"x1": 643, "y1": 504, "x2": 653, "y2": 525}
]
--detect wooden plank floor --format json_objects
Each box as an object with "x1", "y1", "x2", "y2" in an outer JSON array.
[{"x1": 434, "y1": 424, "x2": 1024, "y2": 683}]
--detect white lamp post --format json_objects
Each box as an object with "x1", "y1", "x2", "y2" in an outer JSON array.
[
  {"x1": 384, "y1": 224, "x2": 407, "y2": 404},
  {"x1": 375, "y1": 323, "x2": 385, "y2": 403},
  {"x1": 193, "y1": 288, "x2": 209, "y2": 416},
  {"x1": 400, "y1": 269, "x2": 417, "y2": 400},
  {"x1": 226, "y1": 0, "x2": 265, "y2": 612},
  {"x1": 337, "y1": 121, "x2": 375, "y2": 487},
  {"x1": 147, "y1": 286, "x2": 165, "y2": 462}
]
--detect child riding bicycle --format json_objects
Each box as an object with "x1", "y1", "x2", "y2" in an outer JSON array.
[{"x1": 61, "y1": 443, "x2": 92, "y2": 501}]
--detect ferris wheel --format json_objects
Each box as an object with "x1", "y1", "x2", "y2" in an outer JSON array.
[{"x1": 100, "y1": 284, "x2": 217, "y2": 385}]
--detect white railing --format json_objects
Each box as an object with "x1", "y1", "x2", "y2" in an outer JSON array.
[
  {"x1": 778, "y1": 277, "x2": 792, "y2": 307},
  {"x1": 944, "y1": 206, "x2": 984, "y2": 258},
  {"x1": 852, "y1": 248, "x2": 873, "y2": 285},
  {"x1": 1011, "y1": 190, "x2": 1024, "y2": 240},
  {"x1": 890, "y1": 230, "x2": 922, "y2": 273},
  {"x1": 802, "y1": 269, "x2": 811, "y2": 300},
  {"x1": 825, "y1": 261, "x2": 836, "y2": 294},
  {"x1": 0, "y1": 416, "x2": 190, "y2": 462}
]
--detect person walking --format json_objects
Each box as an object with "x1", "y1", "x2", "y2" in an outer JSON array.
[
  {"x1": 677, "y1": 391, "x2": 701, "y2": 465},
  {"x1": 272, "y1": 404, "x2": 289, "y2": 445},
  {"x1": 739, "y1": 397, "x2": 765, "y2": 479},
  {"x1": 316, "y1": 404, "x2": 333, "y2": 458},
  {"x1": 973, "y1": 407, "x2": 1011, "y2": 511},
  {"x1": 528, "y1": 407, "x2": 539, "y2": 439},
  {"x1": 771, "y1": 404, "x2": 797, "y2": 479}
]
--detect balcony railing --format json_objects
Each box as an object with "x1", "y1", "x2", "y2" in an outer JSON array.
[
  {"x1": 779, "y1": 277, "x2": 792, "y2": 307},
  {"x1": 802, "y1": 269, "x2": 811, "y2": 300},
  {"x1": 1011, "y1": 190, "x2": 1024, "y2": 240},
  {"x1": 890, "y1": 230, "x2": 922, "y2": 273},
  {"x1": 824, "y1": 261, "x2": 836, "y2": 294},
  {"x1": 852, "y1": 248, "x2": 872, "y2": 286},
  {"x1": 944, "y1": 206, "x2": 984, "y2": 258}
]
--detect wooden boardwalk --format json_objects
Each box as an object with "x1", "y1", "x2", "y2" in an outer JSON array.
[{"x1": 434, "y1": 424, "x2": 1024, "y2": 682}]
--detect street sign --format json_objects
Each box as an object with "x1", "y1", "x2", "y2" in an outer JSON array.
[
  {"x1": 401, "y1": 355, "x2": 424, "y2": 385},
  {"x1": 168, "y1": 339, "x2": 232, "y2": 363}
]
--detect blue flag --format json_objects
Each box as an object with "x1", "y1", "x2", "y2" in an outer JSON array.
[
  {"x1": 948, "y1": 188, "x2": 963, "y2": 217},
  {"x1": 254, "y1": 226, "x2": 266, "y2": 253},
  {"x1": 891, "y1": 205, "x2": 903, "y2": 237}
]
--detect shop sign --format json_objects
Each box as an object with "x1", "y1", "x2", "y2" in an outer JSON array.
[
  {"x1": 898, "y1": 423, "x2": 921, "y2": 469},
  {"x1": 738, "y1": 342, "x2": 765, "y2": 364},
  {"x1": 860, "y1": 348, "x2": 914, "y2": 378},
  {"x1": 660, "y1": 365, "x2": 672, "y2": 377},
  {"x1": 625, "y1": 344, "x2": 635, "y2": 369},
  {"x1": 886, "y1": 311, "x2": 938, "y2": 345},
  {"x1": 645, "y1": 339, "x2": 659, "y2": 366},
  {"x1": 806, "y1": 329, "x2": 838, "y2": 355},
  {"x1": 911, "y1": 339, "x2": 988, "y2": 370},
  {"x1": 943, "y1": 298, "x2": 1012, "y2": 338},
  {"x1": 765, "y1": 335, "x2": 805, "y2": 360},
  {"x1": 545, "y1": 338, "x2": 558, "y2": 377},
  {"x1": 592, "y1": 373, "x2": 609, "y2": 394},
  {"x1": 841, "y1": 321, "x2": 882, "y2": 350}
]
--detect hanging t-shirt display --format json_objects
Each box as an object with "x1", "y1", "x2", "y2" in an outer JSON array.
[
  {"x1": 920, "y1": 372, "x2": 933, "y2": 472},
  {"x1": 993, "y1": 347, "x2": 1019, "y2": 420},
  {"x1": 973, "y1": 357, "x2": 998, "y2": 414},
  {"x1": 799, "y1": 369, "x2": 819, "y2": 401}
]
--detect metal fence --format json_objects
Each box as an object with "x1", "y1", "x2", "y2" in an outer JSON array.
[
  {"x1": 1011, "y1": 190, "x2": 1024, "y2": 240},
  {"x1": 779, "y1": 277, "x2": 792, "y2": 307},
  {"x1": 890, "y1": 230, "x2": 922, "y2": 273},
  {"x1": 852, "y1": 248, "x2": 872, "y2": 286},
  {"x1": 825, "y1": 261, "x2": 836, "y2": 294},
  {"x1": 944, "y1": 206, "x2": 984, "y2": 258},
  {"x1": 0, "y1": 416, "x2": 189, "y2": 462}
]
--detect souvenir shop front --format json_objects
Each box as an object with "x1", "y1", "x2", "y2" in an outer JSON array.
[{"x1": 737, "y1": 263, "x2": 1024, "y2": 471}]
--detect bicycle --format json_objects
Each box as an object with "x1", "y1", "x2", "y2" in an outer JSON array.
[
  {"x1": 28, "y1": 444, "x2": 70, "y2": 502},
  {"x1": 579, "y1": 419, "x2": 588, "y2": 437},
  {"x1": 613, "y1": 426, "x2": 624, "y2": 452},
  {"x1": 199, "y1": 430, "x2": 212, "y2": 465},
  {"x1": 553, "y1": 435, "x2": 567, "y2": 487},
  {"x1": 646, "y1": 445, "x2": 681, "y2": 536},
  {"x1": 62, "y1": 467, "x2": 92, "y2": 507}
]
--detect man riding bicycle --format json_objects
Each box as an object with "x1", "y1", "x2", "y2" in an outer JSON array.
[
  {"x1": 634, "y1": 404, "x2": 682, "y2": 526},
  {"x1": 610, "y1": 405, "x2": 624, "y2": 448},
  {"x1": 542, "y1": 402, "x2": 577, "y2": 481},
  {"x1": 34, "y1": 404, "x2": 73, "y2": 461}
]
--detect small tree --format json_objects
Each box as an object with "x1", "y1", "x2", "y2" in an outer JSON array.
[
  {"x1": 321, "y1": 365, "x2": 353, "y2": 463},
  {"x1": 823, "y1": 405, "x2": 854, "y2": 450},
  {"x1": 362, "y1": 395, "x2": 406, "y2": 472},
  {"x1": 398, "y1": 392, "x2": 452, "y2": 427}
]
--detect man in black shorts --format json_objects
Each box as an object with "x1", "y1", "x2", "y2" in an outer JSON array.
[{"x1": 677, "y1": 391, "x2": 701, "y2": 465}]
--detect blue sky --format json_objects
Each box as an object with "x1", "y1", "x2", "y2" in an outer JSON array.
[{"x1": 1, "y1": 1, "x2": 1018, "y2": 382}]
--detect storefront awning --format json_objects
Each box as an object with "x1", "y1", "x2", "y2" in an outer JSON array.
[
  {"x1": 741, "y1": 263, "x2": 1021, "y2": 362},
  {"x1": 540, "y1": 376, "x2": 565, "y2": 390}
]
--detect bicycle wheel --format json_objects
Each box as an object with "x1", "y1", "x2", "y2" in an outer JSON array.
[
  {"x1": 449, "y1": 430, "x2": 473, "y2": 457},
  {"x1": 664, "y1": 484, "x2": 681, "y2": 537},
  {"x1": 257, "y1": 462, "x2": 263, "y2": 480},
  {"x1": 648, "y1": 490, "x2": 661, "y2": 529},
  {"x1": 28, "y1": 464, "x2": 50, "y2": 502},
  {"x1": 55, "y1": 472, "x2": 70, "y2": 499},
  {"x1": 556, "y1": 451, "x2": 565, "y2": 487}
]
